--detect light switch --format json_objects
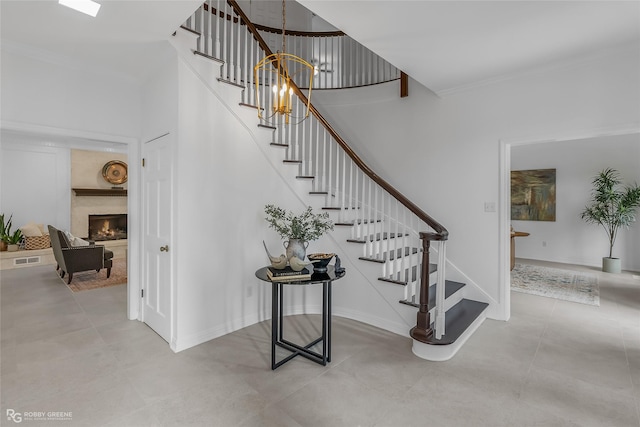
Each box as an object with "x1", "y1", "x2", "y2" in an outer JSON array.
[{"x1": 484, "y1": 202, "x2": 496, "y2": 212}]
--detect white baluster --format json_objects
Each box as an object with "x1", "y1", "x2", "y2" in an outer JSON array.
[
  {"x1": 435, "y1": 241, "x2": 447, "y2": 339},
  {"x1": 215, "y1": 0, "x2": 221, "y2": 58}
]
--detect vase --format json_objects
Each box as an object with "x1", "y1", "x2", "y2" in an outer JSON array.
[
  {"x1": 7, "y1": 244, "x2": 18, "y2": 252},
  {"x1": 602, "y1": 257, "x2": 621, "y2": 274},
  {"x1": 284, "y1": 239, "x2": 308, "y2": 261},
  {"x1": 0, "y1": 241, "x2": 6, "y2": 252}
]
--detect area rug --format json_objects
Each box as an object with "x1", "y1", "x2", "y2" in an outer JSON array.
[
  {"x1": 511, "y1": 263, "x2": 599, "y2": 306},
  {"x1": 60, "y1": 259, "x2": 127, "y2": 292}
]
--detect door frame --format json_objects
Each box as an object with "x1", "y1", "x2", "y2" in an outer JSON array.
[
  {"x1": 1, "y1": 120, "x2": 141, "y2": 320},
  {"x1": 498, "y1": 124, "x2": 640, "y2": 321}
]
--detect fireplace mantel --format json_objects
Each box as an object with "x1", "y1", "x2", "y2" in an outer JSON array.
[{"x1": 72, "y1": 188, "x2": 127, "y2": 197}]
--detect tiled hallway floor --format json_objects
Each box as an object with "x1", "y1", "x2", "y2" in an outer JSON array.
[{"x1": 1, "y1": 260, "x2": 639, "y2": 426}]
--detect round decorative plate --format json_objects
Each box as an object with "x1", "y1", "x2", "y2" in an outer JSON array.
[{"x1": 101, "y1": 160, "x2": 128, "y2": 185}]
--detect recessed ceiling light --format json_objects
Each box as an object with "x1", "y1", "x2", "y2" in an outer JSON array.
[{"x1": 59, "y1": 0, "x2": 101, "y2": 17}]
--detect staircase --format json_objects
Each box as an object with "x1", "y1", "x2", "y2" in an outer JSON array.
[{"x1": 176, "y1": 0, "x2": 489, "y2": 361}]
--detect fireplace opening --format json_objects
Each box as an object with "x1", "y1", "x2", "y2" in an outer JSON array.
[{"x1": 88, "y1": 214, "x2": 127, "y2": 241}]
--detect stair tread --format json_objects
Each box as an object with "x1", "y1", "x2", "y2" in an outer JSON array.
[
  {"x1": 258, "y1": 124, "x2": 276, "y2": 130},
  {"x1": 217, "y1": 78, "x2": 245, "y2": 89},
  {"x1": 335, "y1": 219, "x2": 381, "y2": 226},
  {"x1": 283, "y1": 160, "x2": 302, "y2": 164},
  {"x1": 296, "y1": 175, "x2": 314, "y2": 179},
  {"x1": 309, "y1": 191, "x2": 328, "y2": 195},
  {"x1": 347, "y1": 232, "x2": 409, "y2": 244},
  {"x1": 425, "y1": 299, "x2": 489, "y2": 345},
  {"x1": 360, "y1": 247, "x2": 419, "y2": 263},
  {"x1": 193, "y1": 50, "x2": 224, "y2": 64},
  {"x1": 180, "y1": 26, "x2": 201, "y2": 36},
  {"x1": 239, "y1": 103, "x2": 263, "y2": 111},
  {"x1": 270, "y1": 143, "x2": 288, "y2": 147},
  {"x1": 399, "y1": 279, "x2": 466, "y2": 307}
]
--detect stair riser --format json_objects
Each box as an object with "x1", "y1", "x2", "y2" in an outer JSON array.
[
  {"x1": 360, "y1": 237, "x2": 418, "y2": 256},
  {"x1": 381, "y1": 252, "x2": 422, "y2": 274},
  {"x1": 350, "y1": 221, "x2": 387, "y2": 239}
]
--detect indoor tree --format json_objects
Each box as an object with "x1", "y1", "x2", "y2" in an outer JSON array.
[{"x1": 581, "y1": 168, "x2": 640, "y2": 271}]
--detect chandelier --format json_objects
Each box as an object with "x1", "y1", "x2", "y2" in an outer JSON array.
[{"x1": 254, "y1": 0, "x2": 313, "y2": 124}]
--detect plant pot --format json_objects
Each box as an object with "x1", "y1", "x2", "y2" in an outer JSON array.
[
  {"x1": 7, "y1": 244, "x2": 18, "y2": 252},
  {"x1": 284, "y1": 239, "x2": 308, "y2": 261},
  {"x1": 602, "y1": 257, "x2": 621, "y2": 274},
  {"x1": 0, "y1": 241, "x2": 6, "y2": 251}
]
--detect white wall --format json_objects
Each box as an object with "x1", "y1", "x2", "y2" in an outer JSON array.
[
  {"x1": 171, "y1": 37, "x2": 325, "y2": 351},
  {"x1": 0, "y1": 47, "x2": 141, "y2": 138},
  {"x1": 312, "y1": 43, "x2": 640, "y2": 304},
  {"x1": 511, "y1": 134, "x2": 640, "y2": 271},
  {"x1": 0, "y1": 141, "x2": 70, "y2": 231}
]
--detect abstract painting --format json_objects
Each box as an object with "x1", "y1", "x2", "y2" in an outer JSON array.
[{"x1": 511, "y1": 169, "x2": 556, "y2": 221}]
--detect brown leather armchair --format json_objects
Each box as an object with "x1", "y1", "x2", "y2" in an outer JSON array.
[{"x1": 48, "y1": 225, "x2": 114, "y2": 284}]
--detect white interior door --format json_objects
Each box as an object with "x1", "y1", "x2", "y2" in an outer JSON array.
[{"x1": 142, "y1": 134, "x2": 172, "y2": 342}]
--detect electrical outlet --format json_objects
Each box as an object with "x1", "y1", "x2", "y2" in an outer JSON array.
[{"x1": 542, "y1": 241, "x2": 547, "y2": 247}]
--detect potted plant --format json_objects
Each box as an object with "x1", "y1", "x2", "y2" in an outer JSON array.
[
  {"x1": 264, "y1": 204, "x2": 334, "y2": 262},
  {"x1": 581, "y1": 168, "x2": 640, "y2": 273},
  {"x1": 5, "y1": 228, "x2": 23, "y2": 252},
  {"x1": 0, "y1": 214, "x2": 10, "y2": 251}
]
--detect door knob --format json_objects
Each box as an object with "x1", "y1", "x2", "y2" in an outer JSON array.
[{"x1": 160, "y1": 245, "x2": 169, "y2": 252}]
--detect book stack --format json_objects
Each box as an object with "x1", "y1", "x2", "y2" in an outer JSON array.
[{"x1": 267, "y1": 266, "x2": 311, "y2": 282}]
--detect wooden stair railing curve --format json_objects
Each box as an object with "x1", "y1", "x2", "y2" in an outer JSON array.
[{"x1": 226, "y1": 0, "x2": 448, "y2": 343}]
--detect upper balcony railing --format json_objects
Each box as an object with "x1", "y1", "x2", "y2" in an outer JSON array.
[{"x1": 183, "y1": 1, "x2": 400, "y2": 90}]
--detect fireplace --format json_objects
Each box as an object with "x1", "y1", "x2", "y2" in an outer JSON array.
[{"x1": 88, "y1": 214, "x2": 127, "y2": 241}]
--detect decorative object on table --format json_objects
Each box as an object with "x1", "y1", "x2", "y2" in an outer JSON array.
[
  {"x1": 580, "y1": 168, "x2": 640, "y2": 273},
  {"x1": 288, "y1": 256, "x2": 309, "y2": 272},
  {"x1": 308, "y1": 253, "x2": 335, "y2": 273},
  {"x1": 511, "y1": 169, "x2": 556, "y2": 221},
  {"x1": 334, "y1": 255, "x2": 345, "y2": 274},
  {"x1": 101, "y1": 160, "x2": 128, "y2": 187},
  {"x1": 283, "y1": 239, "x2": 308, "y2": 262},
  {"x1": 511, "y1": 263, "x2": 599, "y2": 306},
  {"x1": 264, "y1": 204, "x2": 334, "y2": 265},
  {"x1": 263, "y1": 240, "x2": 287, "y2": 269},
  {"x1": 266, "y1": 265, "x2": 311, "y2": 281}
]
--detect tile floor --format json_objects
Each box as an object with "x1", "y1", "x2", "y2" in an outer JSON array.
[{"x1": 1, "y1": 259, "x2": 639, "y2": 426}]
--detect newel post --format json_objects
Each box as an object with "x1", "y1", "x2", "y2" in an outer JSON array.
[
  {"x1": 410, "y1": 232, "x2": 446, "y2": 343},
  {"x1": 410, "y1": 233, "x2": 434, "y2": 342}
]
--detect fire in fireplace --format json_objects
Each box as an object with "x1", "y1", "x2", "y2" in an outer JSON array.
[{"x1": 88, "y1": 214, "x2": 127, "y2": 241}]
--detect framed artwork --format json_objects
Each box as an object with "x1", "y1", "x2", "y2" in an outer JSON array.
[{"x1": 511, "y1": 168, "x2": 556, "y2": 221}]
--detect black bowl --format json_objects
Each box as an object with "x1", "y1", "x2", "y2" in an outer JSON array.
[{"x1": 308, "y1": 253, "x2": 335, "y2": 272}]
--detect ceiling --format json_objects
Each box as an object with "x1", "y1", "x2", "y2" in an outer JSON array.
[
  {"x1": 0, "y1": 0, "x2": 202, "y2": 79},
  {"x1": 1, "y1": 1, "x2": 639, "y2": 93},
  {"x1": 297, "y1": 0, "x2": 640, "y2": 95}
]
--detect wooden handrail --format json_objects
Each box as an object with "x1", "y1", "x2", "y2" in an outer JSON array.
[
  {"x1": 228, "y1": 0, "x2": 448, "y2": 240},
  {"x1": 253, "y1": 23, "x2": 345, "y2": 38}
]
